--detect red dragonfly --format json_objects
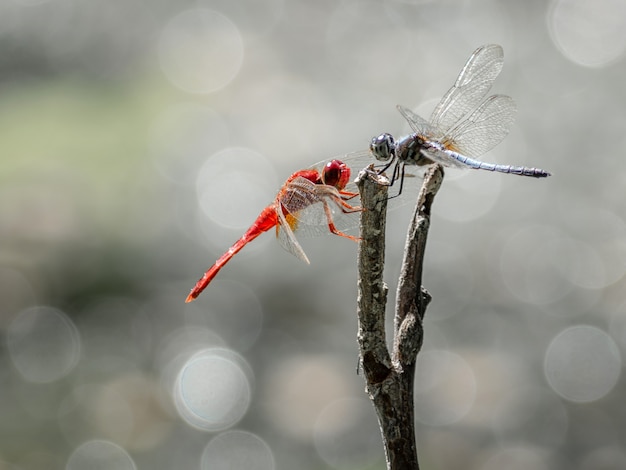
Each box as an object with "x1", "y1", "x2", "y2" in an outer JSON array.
[{"x1": 185, "y1": 159, "x2": 362, "y2": 302}]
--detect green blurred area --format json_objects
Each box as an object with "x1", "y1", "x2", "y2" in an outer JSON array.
[
  {"x1": 0, "y1": 77, "x2": 166, "y2": 219},
  {"x1": 0, "y1": 77, "x2": 176, "y2": 305}
]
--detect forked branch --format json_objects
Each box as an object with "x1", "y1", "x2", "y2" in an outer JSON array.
[{"x1": 355, "y1": 165, "x2": 444, "y2": 470}]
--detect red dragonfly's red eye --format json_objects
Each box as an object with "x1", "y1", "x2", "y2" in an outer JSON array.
[{"x1": 322, "y1": 159, "x2": 351, "y2": 189}]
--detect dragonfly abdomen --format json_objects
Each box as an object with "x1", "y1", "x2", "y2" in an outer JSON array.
[{"x1": 449, "y1": 151, "x2": 551, "y2": 178}]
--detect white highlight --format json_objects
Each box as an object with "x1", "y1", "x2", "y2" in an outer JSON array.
[
  {"x1": 7, "y1": 306, "x2": 80, "y2": 383},
  {"x1": 548, "y1": 0, "x2": 626, "y2": 67},
  {"x1": 174, "y1": 348, "x2": 252, "y2": 431},
  {"x1": 158, "y1": 9, "x2": 244, "y2": 93},
  {"x1": 544, "y1": 325, "x2": 621, "y2": 402},
  {"x1": 201, "y1": 430, "x2": 275, "y2": 470},
  {"x1": 66, "y1": 440, "x2": 136, "y2": 470}
]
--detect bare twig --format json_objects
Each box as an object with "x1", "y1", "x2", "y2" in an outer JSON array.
[
  {"x1": 356, "y1": 165, "x2": 444, "y2": 470},
  {"x1": 356, "y1": 167, "x2": 391, "y2": 384}
]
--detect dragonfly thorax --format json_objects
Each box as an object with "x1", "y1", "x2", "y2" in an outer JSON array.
[
  {"x1": 396, "y1": 134, "x2": 432, "y2": 166},
  {"x1": 370, "y1": 133, "x2": 395, "y2": 162}
]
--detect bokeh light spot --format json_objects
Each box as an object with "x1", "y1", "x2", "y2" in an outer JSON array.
[
  {"x1": 544, "y1": 325, "x2": 621, "y2": 403},
  {"x1": 551, "y1": 237, "x2": 607, "y2": 289},
  {"x1": 175, "y1": 348, "x2": 252, "y2": 431},
  {"x1": 201, "y1": 430, "x2": 275, "y2": 470},
  {"x1": 414, "y1": 350, "x2": 476, "y2": 425},
  {"x1": 156, "y1": 326, "x2": 227, "y2": 395},
  {"x1": 262, "y1": 355, "x2": 353, "y2": 440},
  {"x1": 66, "y1": 440, "x2": 136, "y2": 470},
  {"x1": 7, "y1": 306, "x2": 80, "y2": 383},
  {"x1": 196, "y1": 147, "x2": 277, "y2": 230},
  {"x1": 158, "y1": 8, "x2": 244, "y2": 93},
  {"x1": 548, "y1": 0, "x2": 626, "y2": 67},
  {"x1": 313, "y1": 398, "x2": 380, "y2": 469}
]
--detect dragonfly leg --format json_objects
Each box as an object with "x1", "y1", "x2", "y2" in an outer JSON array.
[
  {"x1": 334, "y1": 196, "x2": 362, "y2": 214},
  {"x1": 317, "y1": 186, "x2": 362, "y2": 213},
  {"x1": 339, "y1": 189, "x2": 360, "y2": 201},
  {"x1": 387, "y1": 162, "x2": 406, "y2": 199},
  {"x1": 322, "y1": 200, "x2": 360, "y2": 242},
  {"x1": 376, "y1": 159, "x2": 395, "y2": 177}
]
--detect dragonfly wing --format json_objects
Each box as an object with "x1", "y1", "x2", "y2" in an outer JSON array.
[
  {"x1": 307, "y1": 149, "x2": 373, "y2": 194},
  {"x1": 397, "y1": 105, "x2": 436, "y2": 135},
  {"x1": 276, "y1": 201, "x2": 310, "y2": 264},
  {"x1": 419, "y1": 147, "x2": 470, "y2": 169},
  {"x1": 279, "y1": 175, "x2": 362, "y2": 234},
  {"x1": 443, "y1": 94, "x2": 516, "y2": 158},
  {"x1": 429, "y1": 44, "x2": 504, "y2": 136},
  {"x1": 306, "y1": 149, "x2": 428, "y2": 214},
  {"x1": 280, "y1": 176, "x2": 328, "y2": 225}
]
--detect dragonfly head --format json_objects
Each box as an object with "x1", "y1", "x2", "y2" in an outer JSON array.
[
  {"x1": 370, "y1": 133, "x2": 395, "y2": 162},
  {"x1": 321, "y1": 159, "x2": 351, "y2": 190}
]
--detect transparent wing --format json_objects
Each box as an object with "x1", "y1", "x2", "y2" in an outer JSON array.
[
  {"x1": 397, "y1": 105, "x2": 436, "y2": 135},
  {"x1": 337, "y1": 150, "x2": 427, "y2": 212},
  {"x1": 308, "y1": 150, "x2": 428, "y2": 213},
  {"x1": 279, "y1": 176, "x2": 325, "y2": 220},
  {"x1": 419, "y1": 147, "x2": 470, "y2": 169},
  {"x1": 429, "y1": 44, "x2": 504, "y2": 136},
  {"x1": 279, "y1": 150, "x2": 429, "y2": 231},
  {"x1": 303, "y1": 150, "x2": 370, "y2": 202},
  {"x1": 279, "y1": 176, "x2": 361, "y2": 236},
  {"x1": 442, "y1": 94, "x2": 516, "y2": 158},
  {"x1": 276, "y1": 201, "x2": 310, "y2": 264}
]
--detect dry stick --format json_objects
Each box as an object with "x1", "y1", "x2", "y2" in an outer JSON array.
[{"x1": 356, "y1": 164, "x2": 445, "y2": 470}]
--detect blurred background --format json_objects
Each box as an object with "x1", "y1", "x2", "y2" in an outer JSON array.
[{"x1": 1, "y1": 0, "x2": 626, "y2": 468}]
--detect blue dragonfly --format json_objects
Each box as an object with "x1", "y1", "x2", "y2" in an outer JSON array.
[{"x1": 369, "y1": 44, "x2": 550, "y2": 192}]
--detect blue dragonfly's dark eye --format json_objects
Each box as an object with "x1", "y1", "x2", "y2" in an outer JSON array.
[{"x1": 370, "y1": 133, "x2": 395, "y2": 162}]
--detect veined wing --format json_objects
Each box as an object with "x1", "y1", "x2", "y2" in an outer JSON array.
[
  {"x1": 330, "y1": 150, "x2": 427, "y2": 212},
  {"x1": 397, "y1": 105, "x2": 436, "y2": 136},
  {"x1": 278, "y1": 151, "x2": 372, "y2": 223},
  {"x1": 277, "y1": 150, "x2": 428, "y2": 237},
  {"x1": 276, "y1": 202, "x2": 310, "y2": 264},
  {"x1": 441, "y1": 94, "x2": 516, "y2": 158},
  {"x1": 278, "y1": 175, "x2": 361, "y2": 236},
  {"x1": 419, "y1": 146, "x2": 472, "y2": 169},
  {"x1": 429, "y1": 44, "x2": 504, "y2": 137},
  {"x1": 279, "y1": 176, "x2": 325, "y2": 217},
  {"x1": 275, "y1": 167, "x2": 362, "y2": 262}
]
